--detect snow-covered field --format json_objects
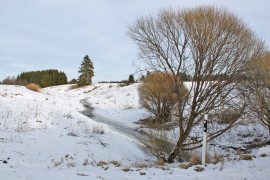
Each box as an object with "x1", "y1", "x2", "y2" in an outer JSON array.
[{"x1": 0, "y1": 83, "x2": 270, "y2": 180}]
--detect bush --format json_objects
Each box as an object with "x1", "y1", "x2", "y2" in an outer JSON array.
[
  {"x1": 139, "y1": 72, "x2": 188, "y2": 124},
  {"x1": 239, "y1": 154, "x2": 254, "y2": 161},
  {"x1": 26, "y1": 83, "x2": 41, "y2": 92},
  {"x1": 179, "y1": 163, "x2": 189, "y2": 169}
]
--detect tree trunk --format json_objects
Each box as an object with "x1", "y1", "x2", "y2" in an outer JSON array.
[
  {"x1": 167, "y1": 132, "x2": 185, "y2": 163},
  {"x1": 167, "y1": 147, "x2": 180, "y2": 163}
]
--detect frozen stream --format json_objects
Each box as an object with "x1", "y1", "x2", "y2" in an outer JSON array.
[{"x1": 80, "y1": 99, "x2": 143, "y2": 140}]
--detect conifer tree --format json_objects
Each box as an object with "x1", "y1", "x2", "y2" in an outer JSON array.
[
  {"x1": 77, "y1": 55, "x2": 94, "y2": 86},
  {"x1": 128, "y1": 74, "x2": 135, "y2": 83}
]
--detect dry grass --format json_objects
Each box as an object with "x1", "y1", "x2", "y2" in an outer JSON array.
[
  {"x1": 110, "y1": 160, "x2": 121, "y2": 167},
  {"x1": 97, "y1": 161, "x2": 108, "y2": 167},
  {"x1": 97, "y1": 160, "x2": 121, "y2": 167},
  {"x1": 155, "y1": 158, "x2": 166, "y2": 166},
  {"x1": 179, "y1": 163, "x2": 189, "y2": 169},
  {"x1": 189, "y1": 154, "x2": 201, "y2": 166},
  {"x1": 188, "y1": 151, "x2": 213, "y2": 166},
  {"x1": 133, "y1": 163, "x2": 149, "y2": 169},
  {"x1": 26, "y1": 83, "x2": 41, "y2": 92},
  {"x1": 239, "y1": 154, "x2": 254, "y2": 161}
]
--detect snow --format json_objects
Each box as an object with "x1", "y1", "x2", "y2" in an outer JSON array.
[{"x1": 1, "y1": 83, "x2": 270, "y2": 179}]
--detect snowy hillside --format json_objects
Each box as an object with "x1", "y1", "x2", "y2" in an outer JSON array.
[{"x1": 0, "y1": 83, "x2": 270, "y2": 180}]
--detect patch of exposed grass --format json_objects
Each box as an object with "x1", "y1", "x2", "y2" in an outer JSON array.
[{"x1": 97, "y1": 161, "x2": 108, "y2": 167}]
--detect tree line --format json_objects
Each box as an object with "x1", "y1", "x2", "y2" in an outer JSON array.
[{"x1": 17, "y1": 69, "x2": 68, "y2": 87}]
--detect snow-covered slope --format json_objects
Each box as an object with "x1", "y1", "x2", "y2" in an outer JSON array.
[{"x1": 0, "y1": 84, "x2": 270, "y2": 180}]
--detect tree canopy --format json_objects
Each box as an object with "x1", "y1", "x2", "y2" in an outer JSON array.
[{"x1": 128, "y1": 6, "x2": 266, "y2": 162}]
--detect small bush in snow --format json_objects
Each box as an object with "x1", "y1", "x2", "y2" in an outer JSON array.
[
  {"x1": 133, "y1": 163, "x2": 149, "y2": 169},
  {"x1": 179, "y1": 163, "x2": 189, "y2": 169},
  {"x1": 26, "y1": 83, "x2": 41, "y2": 92},
  {"x1": 97, "y1": 161, "x2": 108, "y2": 167},
  {"x1": 110, "y1": 160, "x2": 121, "y2": 167},
  {"x1": 239, "y1": 154, "x2": 254, "y2": 161},
  {"x1": 189, "y1": 154, "x2": 201, "y2": 166}
]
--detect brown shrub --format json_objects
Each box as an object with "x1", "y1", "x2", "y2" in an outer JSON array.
[
  {"x1": 97, "y1": 161, "x2": 108, "y2": 167},
  {"x1": 239, "y1": 154, "x2": 254, "y2": 161},
  {"x1": 26, "y1": 83, "x2": 41, "y2": 92},
  {"x1": 155, "y1": 158, "x2": 166, "y2": 166},
  {"x1": 189, "y1": 152, "x2": 213, "y2": 166},
  {"x1": 110, "y1": 160, "x2": 121, "y2": 167},
  {"x1": 139, "y1": 72, "x2": 188, "y2": 124},
  {"x1": 179, "y1": 163, "x2": 189, "y2": 169},
  {"x1": 133, "y1": 163, "x2": 149, "y2": 169},
  {"x1": 189, "y1": 154, "x2": 201, "y2": 166}
]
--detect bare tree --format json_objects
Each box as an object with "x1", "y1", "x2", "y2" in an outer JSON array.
[
  {"x1": 128, "y1": 6, "x2": 266, "y2": 162},
  {"x1": 246, "y1": 53, "x2": 270, "y2": 137}
]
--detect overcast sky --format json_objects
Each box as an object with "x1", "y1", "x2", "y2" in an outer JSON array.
[{"x1": 0, "y1": 0, "x2": 269, "y2": 82}]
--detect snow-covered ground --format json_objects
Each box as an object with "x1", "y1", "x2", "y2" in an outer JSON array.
[{"x1": 0, "y1": 83, "x2": 270, "y2": 179}]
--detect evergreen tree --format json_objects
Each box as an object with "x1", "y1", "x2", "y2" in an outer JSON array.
[
  {"x1": 128, "y1": 74, "x2": 135, "y2": 83},
  {"x1": 77, "y1": 55, "x2": 94, "y2": 86}
]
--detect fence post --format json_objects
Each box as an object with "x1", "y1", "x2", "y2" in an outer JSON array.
[{"x1": 202, "y1": 114, "x2": 208, "y2": 166}]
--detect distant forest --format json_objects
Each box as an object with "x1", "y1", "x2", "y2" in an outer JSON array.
[{"x1": 17, "y1": 69, "x2": 68, "y2": 87}]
